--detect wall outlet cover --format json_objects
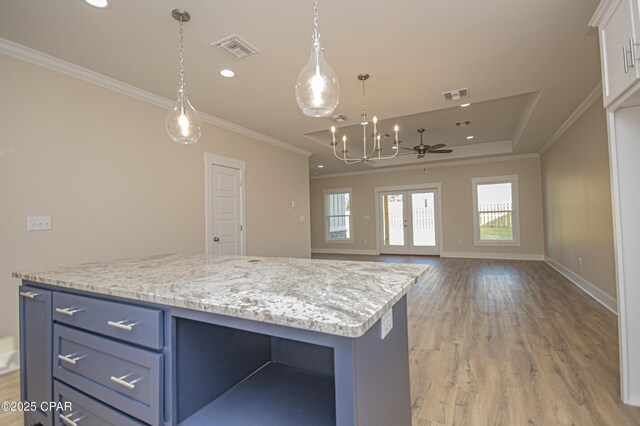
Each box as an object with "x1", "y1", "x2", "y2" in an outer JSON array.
[{"x1": 27, "y1": 216, "x2": 52, "y2": 231}]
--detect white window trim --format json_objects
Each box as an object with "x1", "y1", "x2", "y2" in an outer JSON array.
[
  {"x1": 323, "y1": 187, "x2": 353, "y2": 243},
  {"x1": 472, "y1": 175, "x2": 521, "y2": 247}
]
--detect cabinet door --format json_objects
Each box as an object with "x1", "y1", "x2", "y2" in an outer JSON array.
[
  {"x1": 19, "y1": 285, "x2": 52, "y2": 426},
  {"x1": 600, "y1": 0, "x2": 637, "y2": 106}
]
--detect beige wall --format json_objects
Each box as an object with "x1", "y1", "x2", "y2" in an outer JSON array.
[
  {"x1": 541, "y1": 98, "x2": 616, "y2": 299},
  {"x1": 0, "y1": 54, "x2": 311, "y2": 351},
  {"x1": 310, "y1": 157, "x2": 544, "y2": 257}
]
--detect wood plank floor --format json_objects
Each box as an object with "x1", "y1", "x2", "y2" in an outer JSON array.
[
  {"x1": 314, "y1": 254, "x2": 640, "y2": 425},
  {"x1": 0, "y1": 369, "x2": 22, "y2": 426},
  {"x1": 1, "y1": 255, "x2": 638, "y2": 425}
]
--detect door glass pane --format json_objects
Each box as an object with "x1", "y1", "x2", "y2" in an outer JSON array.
[
  {"x1": 477, "y1": 183, "x2": 513, "y2": 240},
  {"x1": 412, "y1": 192, "x2": 435, "y2": 247},
  {"x1": 382, "y1": 193, "x2": 404, "y2": 246}
]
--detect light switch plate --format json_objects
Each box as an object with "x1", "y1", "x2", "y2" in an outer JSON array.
[
  {"x1": 380, "y1": 308, "x2": 393, "y2": 339},
  {"x1": 27, "y1": 216, "x2": 52, "y2": 231}
]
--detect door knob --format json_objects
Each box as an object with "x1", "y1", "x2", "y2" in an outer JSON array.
[{"x1": 213, "y1": 237, "x2": 220, "y2": 242}]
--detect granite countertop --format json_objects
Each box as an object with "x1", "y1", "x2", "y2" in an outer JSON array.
[{"x1": 13, "y1": 253, "x2": 428, "y2": 337}]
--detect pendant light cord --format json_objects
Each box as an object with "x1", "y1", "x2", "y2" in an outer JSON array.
[
  {"x1": 178, "y1": 17, "x2": 185, "y2": 88},
  {"x1": 313, "y1": 0, "x2": 319, "y2": 39}
]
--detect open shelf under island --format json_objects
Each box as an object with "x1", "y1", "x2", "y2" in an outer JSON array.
[{"x1": 13, "y1": 253, "x2": 428, "y2": 426}]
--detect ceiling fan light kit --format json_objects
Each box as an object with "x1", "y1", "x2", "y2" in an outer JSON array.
[{"x1": 329, "y1": 73, "x2": 401, "y2": 164}]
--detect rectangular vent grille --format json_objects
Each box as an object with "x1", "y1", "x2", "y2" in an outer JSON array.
[
  {"x1": 212, "y1": 34, "x2": 259, "y2": 60},
  {"x1": 456, "y1": 120, "x2": 471, "y2": 127},
  {"x1": 442, "y1": 88, "x2": 470, "y2": 101},
  {"x1": 328, "y1": 114, "x2": 349, "y2": 123}
]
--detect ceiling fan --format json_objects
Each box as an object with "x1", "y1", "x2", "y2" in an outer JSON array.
[{"x1": 401, "y1": 129, "x2": 453, "y2": 158}]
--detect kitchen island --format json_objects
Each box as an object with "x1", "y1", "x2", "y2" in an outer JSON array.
[{"x1": 14, "y1": 253, "x2": 428, "y2": 426}]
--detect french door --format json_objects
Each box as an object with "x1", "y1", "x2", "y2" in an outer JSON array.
[{"x1": 379, "y1": 189, "x2": 440, "y2": 255}]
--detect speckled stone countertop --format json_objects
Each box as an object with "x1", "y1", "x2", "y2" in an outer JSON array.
[{"x1": 13, "y1": 253, "x2": 428, "y2": 337}]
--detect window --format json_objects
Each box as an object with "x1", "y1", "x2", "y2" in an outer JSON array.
[
  {"x1": 324, "y1": 188, "x2": 352, "y2": 242},
  {"x1": 472, "y1": 176, "x2": 520, "y2": 246}
]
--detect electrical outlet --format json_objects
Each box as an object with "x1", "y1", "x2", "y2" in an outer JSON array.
[
  {"x1": 578, "y1": 257, "x2": 583, "y2": 268},
  {"x1": 27, "y1": 216, "x2": 52, "y2": 231},
  {"x1": 380, "y1": 308, "x2": 393, "y2": 339},
  {"x1": 299, "y1": 216, "x2": 305, "y2": 222},
  {"x1": 458, "y1": 240, "x2": 463, "y2": 246},
  {"x1": 364, "y1": 239, "x2": 368, "y2": 244}
]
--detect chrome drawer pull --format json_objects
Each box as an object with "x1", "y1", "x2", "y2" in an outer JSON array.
[
  {"x1": 110, "y1": 374, "x2": 140, "y2": 390},
  {"x1": 59, "y1": 412, "x2": 85, "y2": 426},
  {"x1": 107, "y1": 320, "x2": 137, "y2": 331},
  {"x1": 19, "y1": 291, "x2": 40, "y2": 299},
  {"x1": 57, "y1": 353, "x2": 84, "y2": 365},
  {"x1": 55, "y1": 307, "x2": 83, "y2": 317}
]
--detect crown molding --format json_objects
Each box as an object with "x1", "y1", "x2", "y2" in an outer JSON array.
[
  {"x1": 0, "y1": 37, "x2": 313, "y2": 158},
  {"x1": 310, "y1": 153, "x2": 539, "y2": 180},
  {"x1": 589, "y1": 0, "x2": 615, "y2": 27},
  {"x1": 538, "y1": 84, "x2": 602, "y2": 156}
]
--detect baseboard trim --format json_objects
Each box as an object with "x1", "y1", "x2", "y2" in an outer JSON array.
[
  {"x1": 311, "y1": 248, "x2": 380, "y2": 255},
  {"x1": 626, "y1": 396, "x2": 640, "y2": 408},
  {"x1": 544, "y1": 256, "x2": 617, "y2": 315},
  {"x1": 0, "y1": 350, "x2": 19, "y2": 376},
  {"x1": 441, "y1": 251, "x2": 545, "y2": 261}
]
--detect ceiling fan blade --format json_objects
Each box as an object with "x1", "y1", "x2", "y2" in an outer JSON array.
[
  {"x1": 429, "y1": 143, "x2": 446, "y2": 150},
  {"x1": 428, "y1": 149, "x2": 453, "y2": 153}
]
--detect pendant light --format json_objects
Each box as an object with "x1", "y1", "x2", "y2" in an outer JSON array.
[
  {"x1": 166, "y1": 9, "x2": 201, "y2": 144},
  {"x1": 295, "y1": 0, "x2": 340, "y2": 117}
]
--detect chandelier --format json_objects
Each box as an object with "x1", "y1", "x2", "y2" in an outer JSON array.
[{"x1": 331, "y1": 74, "x2": 400, "y2": 164}]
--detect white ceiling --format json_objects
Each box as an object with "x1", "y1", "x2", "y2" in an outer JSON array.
[{"x1": 0, "y1": 0, "x2": 602, "y2": 175}]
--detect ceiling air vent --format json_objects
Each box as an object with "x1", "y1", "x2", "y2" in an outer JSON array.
[
  {"x1": 212, "y1": 34, "x2": 259, "y2": 60},
  {"x1": 456, "y1": 120, "x2": 471, "y2": 127},
  {"x1": 442, "y1": 88, "x2": 470, "y2": 101},
  {"x1": 328, "y1": 113, "x2": 349, "y2": 123}
]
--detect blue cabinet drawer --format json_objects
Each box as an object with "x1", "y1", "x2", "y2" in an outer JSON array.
[
  {"x1": 53, "y1": 292, "x2": 162, "y2": 350},
  {"x1": 54, "y1": 380, "x2": 143, "y2": 426},
  {"x1": 53, "y1": 325, "x2": 162, "y2": 425}
]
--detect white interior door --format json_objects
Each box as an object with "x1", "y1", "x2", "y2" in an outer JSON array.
[
  {"x1": 208, "y1": 163, "x2": 242, "y2": 256},
  {"x1": 379, "y1": 189, "x2": 440, "y2": 255}
]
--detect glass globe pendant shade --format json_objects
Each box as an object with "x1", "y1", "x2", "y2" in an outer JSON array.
[
  {"x1": 295, "y1": 37, "x2": 340, "y2": 118},
  {"x1": 166, "y1": 84, "x2": 201, "y2": 144}
]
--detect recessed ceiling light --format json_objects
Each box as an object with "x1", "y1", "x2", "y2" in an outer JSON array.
[
  {"x1": 317, "y1": 165, "x2": 325, "y2": 168},
  {"x1": 220, "y1": 69, "x2": 235, "y2": 78},
  {"x1": 466, "y1": 135, "x2": 475, "y2": 140},
  {"x1": 84, "y1": 0, "x2": 108, "y2": 8},
  {"x1": 460, "y1": 103, "x2": 471, "y2": 107},
  {"x1": 392, "y1": 145, "x2": 398, "y2": 149}
]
